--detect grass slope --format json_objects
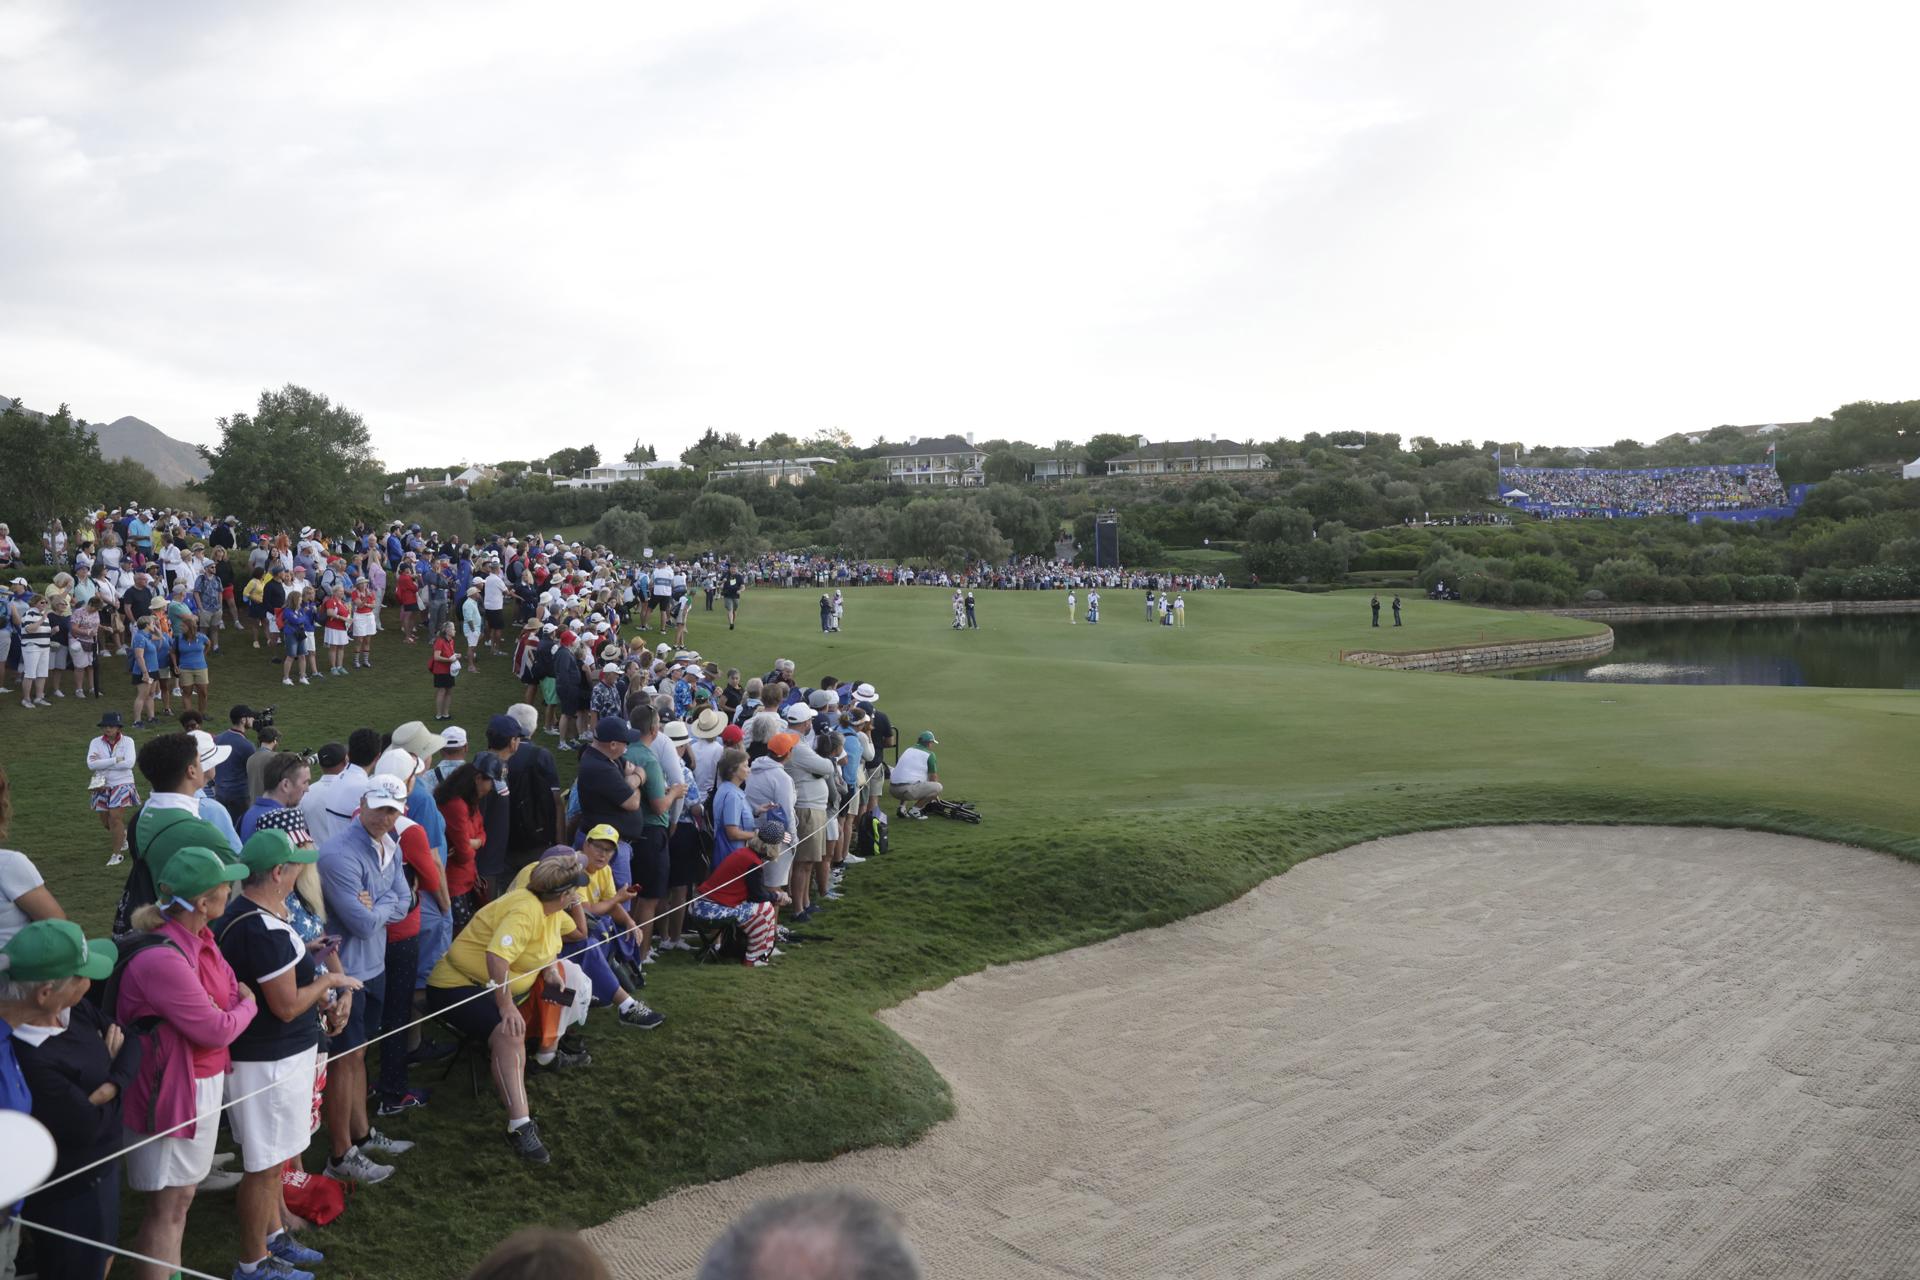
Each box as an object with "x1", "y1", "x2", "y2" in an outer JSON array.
[{"x1": 3, "y1": 588, "x2": 1914, "y2": 1276}]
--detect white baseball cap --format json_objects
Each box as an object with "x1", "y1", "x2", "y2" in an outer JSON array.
[
  {"x1": 189, "y1": 730, "x2": 232, "y2": 772},
  {"x1": 375, "y1": 748, "x2": 420, "y2": 783},
  {"x1": 441, "y1": 726, "x2": 469, "y2": 748},
  {"x1": 782, "y1": 704, "x2": 816, "y2": 725},
  {"x1": 361, "y1": 776, "x2": 409, "y2": 812}
]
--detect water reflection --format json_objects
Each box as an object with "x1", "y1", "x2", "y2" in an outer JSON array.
[{"x1": 1500, "y1": 615, "x2": 1920, "y2": 689}]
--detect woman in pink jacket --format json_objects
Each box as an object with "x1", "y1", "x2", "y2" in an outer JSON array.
[{"x1": 115, "y1": 845, "x2": 254, "y2": 1280}]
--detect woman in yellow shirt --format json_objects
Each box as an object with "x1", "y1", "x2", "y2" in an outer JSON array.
[{"x1": 424, "y1": 857, "x2": 591, "y2": 1165}]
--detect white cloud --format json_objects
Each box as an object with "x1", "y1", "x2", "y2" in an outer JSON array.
[{"x1": 2, "y1": 0, "x2": 1915, "y2": 467}]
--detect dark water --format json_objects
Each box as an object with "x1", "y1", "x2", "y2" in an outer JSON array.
[{"x1": 1499, "y1": 614, "x2": 1920, "y2": 689}]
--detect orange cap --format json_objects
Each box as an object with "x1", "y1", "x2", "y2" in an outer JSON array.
[{"x1": 767, "y1": 732, "x2": 799, "y2": 760}]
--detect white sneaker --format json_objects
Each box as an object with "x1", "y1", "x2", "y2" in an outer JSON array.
[
  {"x1": 360, "y1": 1127, "x2": 415, "y2": 1156},
  {"x1": 298, "y1": 677, "x2": 310, "y2": 685},
  {"x1": 51, "y1": 690, "x2": 64, "y2": 698},
  {"x1": 842, "y1": 853, "x2": 866, "y2": 864},
  {"x1": 326, "y1": 1147, "x2": 394, "y2": 1184},
  {"x1": 283, "y1": 678, "x2": 294, "y2": 685},
  {"x1": 197, "y1": 1166, "x2": 242, "y2": 1193},
  {"x1": 106, "y1": 852, "x2": 125, "y2": 867}
]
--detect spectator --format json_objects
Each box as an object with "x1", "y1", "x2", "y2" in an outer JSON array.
[
  {"x1": 695, "y1": 1189, "x2": 924, "y2": 1280},
  {"x1": 217, "y1": 829, "x2": 359, "y2": 1280},
  {"x1": 116, "y1": 733, "x2": 237, "y2": 935},
  {"x1": 504, "y1": 703, "x2": 560, "y2": 867},
  {"x1": 114, "y1": 846, "x2": 255, "y2": 1280},
  {"x1": 2, "y1": 919, "x2": 136, "y2": 1280},
  {"x1": 425, "y1": 856, "x2": 598, "y2": 1165},
  {"x1": 511, "y1": 829, "x2": 660, "y2": 1029},
  {"x1": 780, "y1": 706, "x2": 835, "y2": 921},
  {"x1": 746, "y1": 734, "x2": 799, "y2": 899},
  {"x1": 315, "y1": 777, "x2": 415, "y2": 1185},
  {"x1": 370, "y1": 748, "x2": 445, "y2": 1118},
  {"x1": 435, "y1": 762, "x2": 495, "y2": 933},
  {"x1": 430, "y1": 621, "x2": 460, "y2": 720},
  {"x1": 622, "y1": 706, "x2": 684, "y2": 965},
  {"x1": 86, "y1": 711, "x2": 139, "y2": 867},
  {"x1": 465, "y1": 1228, "x2": 611, "y2": 1280},
  {"x1": 212, "y1": 705, "x2": 258, "y2": 822},
  {"x1": 690, "y1": 819, "x2": 790, "y2": 967},
  {"x1": 244, "y1": 725, "x2": 287, "y2": 803},
  {"x1": 888, "y1": 731, "x2": 942, "y2": 821},
  {"x1": 0, "y1": 767, "x2": 64, "y2": 953}
]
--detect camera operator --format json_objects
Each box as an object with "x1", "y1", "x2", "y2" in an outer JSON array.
[{"x1": 212, "y1": 703, "x2": 257, "y2": 822}]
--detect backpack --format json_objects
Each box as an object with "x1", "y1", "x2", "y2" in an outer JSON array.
[
  {"x1": 93, "y1": 931, "x2": 184, "y2": 1032},
  {"x1": 110, "y1": 806, "x2": 199, "y2": 935},
  {"x1": 508, "y1": 765, "x2": 555, "y2": 853}
]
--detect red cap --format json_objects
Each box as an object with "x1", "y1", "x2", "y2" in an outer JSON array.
[{"x1": 720, "y1": 724, "x2": 744, "y2": 745}]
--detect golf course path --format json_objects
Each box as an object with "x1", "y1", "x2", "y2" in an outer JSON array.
[{"x1": 589, "y1": 826, "x2": 1920, "y2": 1278}]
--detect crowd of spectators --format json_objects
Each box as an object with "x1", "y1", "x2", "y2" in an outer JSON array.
[
  {"x1": 0, "y1": 502, "x2": 962, "y2": 1280},
  {"x1": 1500, "y1": 464, "x2": 1787, "y2": 516}
]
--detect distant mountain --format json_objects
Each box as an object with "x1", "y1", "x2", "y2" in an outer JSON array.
[
  {"x1": 92, "y1": 416, "x2": 210, "y2": 486},
  {"x1": 0, "y1": 397, "x2": 210, "y2": 486}
]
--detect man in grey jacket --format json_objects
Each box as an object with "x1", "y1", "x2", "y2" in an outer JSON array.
[
  {"x1": 316, "y1": 775, "x2": 416, "y2": 1184},
  {"x1": 781, "y1": 704, "x2": 835, "y2": 921}
]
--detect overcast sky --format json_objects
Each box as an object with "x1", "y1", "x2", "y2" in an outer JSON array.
[{"x1": 3, "y1": 0, "x2": 1915, "y2": 469}]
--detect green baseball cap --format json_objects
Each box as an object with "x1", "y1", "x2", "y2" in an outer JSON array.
[
  {"x1": 917, "y1": 730, "x2": 939, "y2": 746},
  {"x1": 237, "y1": 828, "x2": 315, "y2": 878},
  {"x1": 157, "y1": 846, "x2": 248, "y2": 899},
  {"x1": 2, "y1": 919, "x2": 117, "y2": 982}
]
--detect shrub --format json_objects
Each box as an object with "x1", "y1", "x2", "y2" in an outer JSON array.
[{"x1": 591, "y1": 506, "x2": 653, "y2": 559}]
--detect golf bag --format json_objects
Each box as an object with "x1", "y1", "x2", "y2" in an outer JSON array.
[{"x1": 924, "y1": 798, "x2": 981, "y2": 824}]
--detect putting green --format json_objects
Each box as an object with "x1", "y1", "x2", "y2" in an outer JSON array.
[{"x1": 4, "y1": 586, "x2": 1913, "y2": 1277}]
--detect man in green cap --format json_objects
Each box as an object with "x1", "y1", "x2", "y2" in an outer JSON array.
[
  {"x1": 217, "y1": 829, "x2": 358, "y2": 1276},
  {"x1": 1, "y1": 919, "x2": 129, "y2": 1280}
]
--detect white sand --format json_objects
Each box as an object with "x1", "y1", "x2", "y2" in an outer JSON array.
[{"x1": 589, "y1": 826, "x2": 1920, "y2": 1278}]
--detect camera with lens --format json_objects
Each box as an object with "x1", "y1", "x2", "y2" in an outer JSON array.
[{"x1": 254, "y1": 704, "x2": 278, "y2": 731}]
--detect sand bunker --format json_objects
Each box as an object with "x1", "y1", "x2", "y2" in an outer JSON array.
[{"x1": 589, "y1": 826, "x2": 1920, "y2": 1278}]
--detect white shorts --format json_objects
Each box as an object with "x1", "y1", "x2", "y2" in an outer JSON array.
[
  {"x1": 226, "y1": 1049, "x2": 319, "y2": 1172},
  {"x1": 68, "y1": 642, "x2": 93, "y2": 670},
  {"x1": 350, "y1": 614, "x2": 376, "y2": 638},
  {"x1": 126, "y1": 1072, "x2": 224, "y2": 1191},
  {"x1": 21, "y1": 646, "x2": 50, "y2": 679},
  {"x1": 323, "y1": 627, "x2": 350, "y2": 647}
]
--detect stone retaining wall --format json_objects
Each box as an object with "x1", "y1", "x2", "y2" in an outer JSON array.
[
  {"x1": 1554, "y1": 599, "x2": 1920, "y2": 623},
  {"x1": 1342, "y1": 627, "x2": 1614, "y2": 674}
]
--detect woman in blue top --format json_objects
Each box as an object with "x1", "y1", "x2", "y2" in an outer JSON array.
[
  {"x1": 709, "y1": 749, "x2": 756, "y2": 859},
  {"x1": 174, "y1": 616, "x2": 210, "y2": 715},
  {"x1": 280, "y1": 589, "x2": 318, "y2": 686},
  {"x1": 127, "y1": 616, "x2": 161, "y2": 727}
]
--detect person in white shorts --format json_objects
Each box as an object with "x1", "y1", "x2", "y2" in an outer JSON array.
[
  {"x1": 113, "y1": 846, "x2": 255, "y2": 1280},
  {"x1": 217, "y1": 828, "x2": 360, "y2": 1277},
  {"x1": 1068, "y1": 590, "x2": 1076, "y2": 624}
]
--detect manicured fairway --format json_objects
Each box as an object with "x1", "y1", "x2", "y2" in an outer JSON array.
[{"x1": 3, "y1": 586, "x2": 1914, "y2": 1276}]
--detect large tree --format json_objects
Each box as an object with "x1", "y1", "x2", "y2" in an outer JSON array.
[
  {"x1": 0, "y1": 401, "x2": 102, "y2": 531},
  {"x1": 623, "y1": 440, "x2": 657, "y2": 464},
  {"x1": 892, "y1": 497, "x2": 1011, "y2": 567},
  {"x1": 983, "y1": 449, "x2": 1031, "y2": 485},
  {"x1": 201, "y1": 385, "x2": 384, "y2": 531},
  {"x1": 680, "y1": 491, "x2": 759, "y2": 546}
]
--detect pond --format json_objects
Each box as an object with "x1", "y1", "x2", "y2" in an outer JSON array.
[{"x1": 1498, "y1": 614, "x2": 1920, "y2": 689}]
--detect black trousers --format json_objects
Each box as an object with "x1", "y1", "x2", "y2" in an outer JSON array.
[{"x1": 23, "y1": 1172, "x2": 120, "y2": 1280}]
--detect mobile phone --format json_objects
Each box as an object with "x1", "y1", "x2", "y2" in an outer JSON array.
[
  {"x1": 541, "y1": 984, "x2": 577, "y2": 1007},
  {"x1": 317, "y1": 934, "x2": 342, "y2": 956}
]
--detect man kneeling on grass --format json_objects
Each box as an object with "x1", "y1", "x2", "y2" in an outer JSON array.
[{"x1": 424, "y1": 856, "x2": 595, "y2": 1165}]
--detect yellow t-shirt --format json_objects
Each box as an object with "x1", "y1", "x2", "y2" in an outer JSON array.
[
  {"x1": 427, "y1": 889, "x2": 567, "y2": 997},
  {"x1": 510, "y1": 861, "x2": 615, "y2": 907}
]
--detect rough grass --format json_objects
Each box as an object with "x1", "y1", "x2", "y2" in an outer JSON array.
[{"x1": 4, "y1": 587, "x2": 1914, "y2": 1276}]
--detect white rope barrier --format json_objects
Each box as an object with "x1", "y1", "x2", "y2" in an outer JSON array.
[{"x1": 22, "y1": 762, "x2": 881, "y2": 1206}]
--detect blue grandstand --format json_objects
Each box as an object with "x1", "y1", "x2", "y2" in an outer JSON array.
[{"x1": 1498, "y1": 462, "x2": 1807, "y2": 522}]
